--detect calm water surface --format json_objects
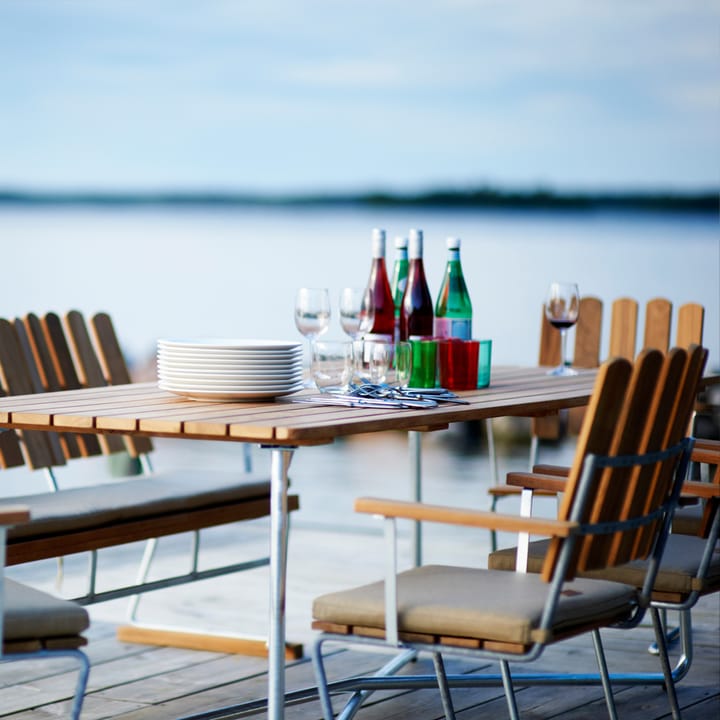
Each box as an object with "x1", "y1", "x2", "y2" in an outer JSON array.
[{"x1": 2, "y1": 205, "x2": 718, "y2": 368}]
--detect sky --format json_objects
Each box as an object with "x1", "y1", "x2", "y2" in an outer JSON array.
[{"x1": 0, "y1": 0, "x2": 718, "y2": 194}]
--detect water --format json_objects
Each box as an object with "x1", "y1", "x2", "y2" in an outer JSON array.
[{"x1": 1, "y1": 205, "x2": 718, "y2": 369}]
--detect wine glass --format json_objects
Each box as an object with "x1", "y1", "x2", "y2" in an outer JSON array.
[
  {"x1": 544, "y1": 282, "x2": 580, "y2": 376},
  {"x1": 339, "y1": 287, "x2": 374, "y2": 340},
  {"x1": 295, "y1": 288, "x2": 331, "y2": 381}
]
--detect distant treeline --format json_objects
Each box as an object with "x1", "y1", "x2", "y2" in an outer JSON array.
[{"x1": 0, "y1": 187, "x2": 717, "y2": 213}]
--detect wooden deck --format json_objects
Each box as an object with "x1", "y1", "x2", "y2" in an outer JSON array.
[{"x1": 3, "y1": 429, "x2": 719, "y2": 719}]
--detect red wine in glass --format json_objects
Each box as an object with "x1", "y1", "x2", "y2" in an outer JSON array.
[{"x1": 544, "y1": 282, "x2": 580, "y2": 376}]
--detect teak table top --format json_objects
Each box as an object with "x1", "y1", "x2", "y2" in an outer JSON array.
[{"x1": 0, "y1": 366, "x2": 598, "y2": 445}]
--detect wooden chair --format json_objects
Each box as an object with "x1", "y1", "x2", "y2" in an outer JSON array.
[
  {"x1": 312, "y1": 347, "x2": 702, "y2": 720},
  {"x1": 1, "y1": 506, "x2": 90, "y2": 720},
  {"x1": 0, "y1": 310, "x2": 301, "y2": 658},
  {"x1": 487, "y1": 297, "x2": 706, "y2": 552},
  {"x1": 486, "y1": 296, "x2": 603, "y2": 550}
]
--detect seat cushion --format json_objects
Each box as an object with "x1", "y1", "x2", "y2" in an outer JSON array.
[
  {"x1": 313, "y1": 564, "x2": 636, "y2": 646},
  {"x1": 488, "y1": 534, "x2": 720, "y2": 595},
  {"x1": 7, "y1": 470, "x2": 271, "y2": 541},
  {"x1": 4, "y1": 579, "x2": 89, "y2": 644}
]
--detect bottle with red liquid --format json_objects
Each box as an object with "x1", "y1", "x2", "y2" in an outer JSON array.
[
  {"x1": 365, "y1": 228, "x2": 395, "y2": 339},
  {"x1": 400, "y1": 228, "x2": 434, "y2": 341}
]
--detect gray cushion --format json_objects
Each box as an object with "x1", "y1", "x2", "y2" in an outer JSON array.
[
  {"x1": 4, "y1": 579, "x2": 89, "y2": 641},
  {"x1": 488, "y1": 534, "x2": 720, "y2": 595},
  {"x1": 7, "y1": 469, "x2": 270, "y2": 540},
  {"x1": 313, "y1": 564, "x2": 636, "y2": 646}
]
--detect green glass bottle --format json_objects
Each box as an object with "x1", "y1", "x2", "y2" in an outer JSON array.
[
  {"x1": 434, "y1": 236, "x2": 472, "y2": 338},
  {"x1": 390, "y1": 236, "x2": 408, "y2": 343}
]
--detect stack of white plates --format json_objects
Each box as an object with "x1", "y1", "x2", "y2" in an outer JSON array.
[{"x1": 157, "y1": 339, "x2": 304, "y2": 401}]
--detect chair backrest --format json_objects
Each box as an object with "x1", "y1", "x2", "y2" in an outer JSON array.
[
  {"x1": 533, "y1": 295, "x2": 603, "y2": 440},
  {"x1": 541, "y1": 344, "x2": 707, "y2": 583},
  {"x1": 610, "y1": 297, "x2": 705, "y2": 359},
  {"x1": 0, "y1": 311, "x2": 153, "y2": 472}
]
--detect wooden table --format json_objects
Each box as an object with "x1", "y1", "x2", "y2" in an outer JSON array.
[{"x1": 0, "y1": 365, "x2": 599, "y2": 720}]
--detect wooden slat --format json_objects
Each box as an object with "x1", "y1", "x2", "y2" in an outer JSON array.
[
  {"x1": 533, "y1": 306, "x2": 562, "y2": 440},
  {"x1": 542, "y1": 357, "x2": 633, "y2": 582},
  {"x1": 0, "y1": 319, "x2": 56, "y2": 470},
  {"x1": 580, "y1": 349, "x2": 664, "y2": 570},
  {"x1": 643, "y1": 297, "x2": 672, "y2": 351},
  {"x1": 609, "y1": 297, "x2": 638, "y2": 360},
  {"x1": 41, "y1": 312, "x2": 103, "y2": 457},
  {"x1": 567, "y1": 296, "x2": 603, "y2": 435},
  {"x1": 91, "y1": 312, "x2": 154, "y2": 456},
  {"x1": 676, "y1": 302, "x2": 704, "y2": 348},
  {"x1": 22, "y1": 313, "x2": 83, "y2": 459},
  {"x1": 12, "y1": 319, "x2": 66, "y2": 466},
  {"x1": 64, "y1": 311, "x2": 126, "y2": 453}
]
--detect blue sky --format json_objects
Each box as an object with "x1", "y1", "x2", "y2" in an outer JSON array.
[{"x1": 0, "y1": 0, "x2": 718, "y2": 193}]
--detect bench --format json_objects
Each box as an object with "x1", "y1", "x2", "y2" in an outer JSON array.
[{"x1": 0, "y1": 310, "x2": 300, "y2": 658}]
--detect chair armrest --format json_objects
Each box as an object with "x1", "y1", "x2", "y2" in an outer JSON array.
[
  {"x1": 354, "y1": 497, "x2": 578, "y2": 537},
  {"x1": 531, "y1": 464, "x2": 570, "y2": 477},
  {"x1": 691, "y1": 447, "x2": 720, "y2": 465},
  {"x1": 682, "y1": 480, "x2": 720, "y2": 500},
  {"x1": 693, "y1": 438, "x2": 720, "y2": 453},
  {"x1": 505, "y1": 472, "x2": 569, "y2": 493},
  {"x1": 0, "y1": 506, "x2": 30, "y2": 525}
]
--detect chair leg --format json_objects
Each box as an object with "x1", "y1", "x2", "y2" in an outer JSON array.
[
  {"x1": 591, "y1": 629, "x2": 619, "y2": 720},
  {"x1": 489, "y1": 495, "x2": 499, "y2": 552},
  {"x1": 500, "y1": 660, "x2": 520, "y2": 720},
  {"x1": 650, "y1": 607, "x2": 683, "y2": 720},
  {"x1": 432, "y1": 653, "x2": 456, "y2": 720},
  {"x1": 648, "y1": 608, "x2": 681, "y2": 655},
  {"x1": 312, "y1": 638, "x2": 336, "y2": 720}
]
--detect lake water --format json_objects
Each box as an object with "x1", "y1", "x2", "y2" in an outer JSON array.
[{"x1": 1, "y1": 205, "x2": 718, "y2": 370}]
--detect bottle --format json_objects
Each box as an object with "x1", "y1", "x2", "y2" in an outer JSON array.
[
  {"x1": 390, "y1": 236, "x2": 408, "y2": 343},
  {"x1": 365, "y1": 228, "x2": 395, "y2": 339},
  {"x1": 400, "y1": 228, "x2": 434, "y2": 340},
  {"x1": 434, "y1": 237, "x2": 472, "y2": 338}
]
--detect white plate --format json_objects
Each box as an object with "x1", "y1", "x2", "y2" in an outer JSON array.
[
  {"x1": 158, "y1": 338, "x2": 302, "y2": 351},
  {"x1": 157, "y1": 376, "x2": 302, "y2": 390},
  {"x1": 157, "y1": 366, "x2": 303, "y2": 379},
  {"x1": 159, "y1": 382, "x2": 304, "y2": 402},
  {"x1": 157, "y1": 359, "x2": 304, "y2": 372},
  {"x1": 157, "y1": 348, "x2": 303, "y2": 362}
]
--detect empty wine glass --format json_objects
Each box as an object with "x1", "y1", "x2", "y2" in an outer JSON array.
[
  {"x1": 544, "y1": 282, "x2": 580, "y2": 376},
  {"x1": 339, "y1": 287, "x2": 374, "y2": 340},
  {"x1": 295, "y1": 288, "x2": 331, "y2": 382}
]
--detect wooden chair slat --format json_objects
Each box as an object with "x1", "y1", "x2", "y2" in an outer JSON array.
[
  {"x1": 91, "y1": 313, "x2": 154, "y2": 457},
  {"x1": 609, "y1": 298, "x2": 638, "y2": 360},
  {"x1": 0, "y1": 320, "x2": 57, "y2": 470},
  {"x1": 542, "y1": 357, "x2": 633, "y2": 582},
  {"x1": 567, "y1": 296, "x2": 603, "y2": 435},
  {"x1": 42, "y1": 313, "x2": 103, "y2": 457},
  {"x1": 580, "y1": 349, "x2": 665, "y2": 570},
  {"x1": 13, "y1": 320, "x2": 66, "y2": 466},
  {"x1": 64, "y1": 311, "x2": 126, "y2": 454},
  {"x1": 644, "y1": 297, "x2": 672, "y2": 352},
  {"x1": 676, "y1": 303, "x2": 704, "y2": 348},
  {"x1": 532, "y1": 308, "x2": 562, "y2": 440},
  {"x1": 610, "y1": 349, "x2": 689, "y2": 564},
  {"x1": 22, "y1": 314, "x2": 83, "y2": 460}
]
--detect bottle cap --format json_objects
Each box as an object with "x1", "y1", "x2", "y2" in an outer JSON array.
[
  {"x1": 371, "y1": 228, "x2": 386, "y2": 258},
  {"x1": 409, "y1": 228, "x2": 423, "y2": 259},
  {"x1": 446, "y1": 237, "x2": 461, "y2": 250},
  {"x1": 394, "y1": 236, "x2": 408, "y2": 250}
]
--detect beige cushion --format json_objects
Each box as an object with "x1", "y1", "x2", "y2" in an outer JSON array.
[
  {"x1": 313, "y1": 564, "x2": 636, "y2": 646},
  {"x1": 488, "y1": 535, "x2": 720, "y2": 595},
  {"x1": 672, "y1": 505, "x2": 704, "y2": 536},
  {"x1": 7, "y1": 470, "x2": 271, "y2": 540},
  {"x1": 4, "y1": 579, "x2": 89, "y2": 643}
]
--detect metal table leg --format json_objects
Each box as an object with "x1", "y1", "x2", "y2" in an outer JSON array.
[{"x1": 268, "y1": 446, "x2": 295, "y2": 720}]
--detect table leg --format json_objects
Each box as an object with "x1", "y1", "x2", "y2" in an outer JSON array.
[
  {"x1": 409, "y1": 431, "x2": 422, "y2": 568},
  {"x1": 268, "y1": 446, "x2": 295, "y2": 720}
]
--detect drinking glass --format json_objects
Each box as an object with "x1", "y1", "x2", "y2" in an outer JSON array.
[
  {"x1": 339, "y1": 287, "x2": 374, "y2": 340},
  {"x1": 544, "y1": 282, "x2": 580, "y2": 376},
  {"x1": 295, "y1": 288, "x2": 331, "y2": 383}
]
